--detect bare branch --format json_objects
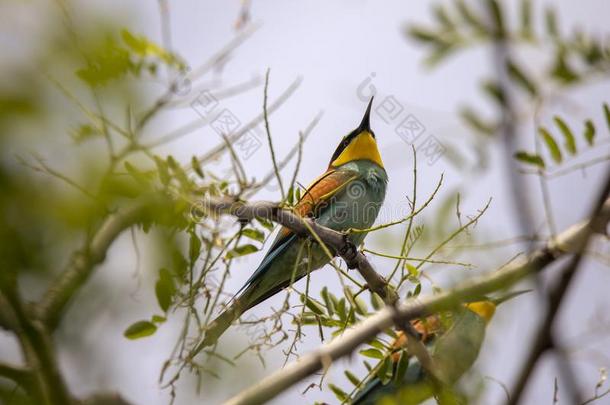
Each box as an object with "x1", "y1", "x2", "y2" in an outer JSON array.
[
  {"x1": 261, "y1": 69, "x2": 285, "y2": 200},
  {"x1": 37, "y1": 201, "x2": 155, "y2": 330},
  {"x1": 507, "y1": 171, "x2": 610, "y2": 405},
  {"x1": 188, "y1": 76, "x2": 302, "y2": 167},
  {"x1": 0, "y1": 362, "x2": 32, "y2": 390},
  {"x1": 218, "y1": 197, "x2": 610, "y2": 405}
]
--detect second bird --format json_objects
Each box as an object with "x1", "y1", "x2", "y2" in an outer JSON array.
[{"x1": 198, "y1": 98, "x2": 388, "y2": 348}]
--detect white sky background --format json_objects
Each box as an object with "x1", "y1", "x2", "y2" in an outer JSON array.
[{"x1": 2, "y1": 0, "x2": 610, "y2": 404}]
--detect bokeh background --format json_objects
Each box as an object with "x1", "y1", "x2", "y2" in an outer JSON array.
[{"x1": 1, "y1": 0, "x2": 609, "y2": 404}]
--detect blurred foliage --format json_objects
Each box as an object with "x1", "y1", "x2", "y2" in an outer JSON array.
[
  {"x1": 408, "y1": 0, "x2": 610, "y2": 177},
  {"x1": 1, "y1": 1, "x2": 608, "y2": 405}
]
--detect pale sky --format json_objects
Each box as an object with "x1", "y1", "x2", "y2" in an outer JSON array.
[{"x1": 1, "y1": 1, "x2": 610, "y2": 404}]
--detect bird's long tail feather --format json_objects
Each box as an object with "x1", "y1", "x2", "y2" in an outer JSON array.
[{"x1": 191, "y1": 300, "x2": 244, "y2": 357}]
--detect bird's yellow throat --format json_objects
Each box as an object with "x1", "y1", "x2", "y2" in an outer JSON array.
[
  {"x1": 330, "y1": 131, "x2": 384, "y2": 168},
  {"x1": 466, "y1": 301, "x2": 496, "y2": 323}
]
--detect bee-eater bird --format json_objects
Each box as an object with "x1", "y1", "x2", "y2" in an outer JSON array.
[
  {"x1": 198, "y1": 97, "x2": 387, "y2": 349},
  {"x1": 352, "y1": 291, "x2": 528, "y2": 405}
]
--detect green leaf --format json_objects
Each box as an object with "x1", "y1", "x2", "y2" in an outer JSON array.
[
  {"x1": 99, "y1": 174, "x2": 142, "y2": 199},
  {"x1": 424, "y1": 44, "x2": 455, "y2": 67},
  {"x1": 460, "y1": 107, "x2": 496, "y2": 136},
  {"x1": 413, "y1": 283, "x2": 422, "y2": 297},
  {"x1": 553, "y1": 116, "x2": 576, "y2": 155},
  {"x1": 344, "y1": 287, "x2": 367, "y2": 316},
  {"x1": 328, "y1": 384, "x2": 348, "y2": 402},
  {"x1": 191, "y1": 156, "x2": 204, "y2": 179},
  {"x1": 256, "y1": 217, "x2": 274, "y2": 230},
  {"x1": 359, "y1": 348, "x2": 385, "y2": 359},
  {"x1": 376, "y1": 356, "x2": 393, "y2": 385},
  {"x1": 481, "y1": 80, "x2": 506, "y2": 106},
  {"x1": 408, "y1": 26, "x2": 439, "y2": 43},
  {"x1": 370, "y1": 293, "x2": 385, "y2": 311},
  {"x1": 155, "y1": 268, "x2": 176, "y2": 312},
  {"x1": 172, "y1": 251, "x2": 188, "y2": 279},
  {"x1": 395, "y1": 351, "x2": 410, "y2": 382},
  {"x1": 455, "y1": 0, "x2": 487, "y2": 33},
  {"x1": 406, "y1": 263, "x2": 419, "y2": 278},
  {"x1": 485, "y1": 0, "x2": 505, "y2": 38},
  {"x1": 302, "y1": 295, "x2": 326, "y2": 315},
  {"x1": 539, "y1": 127, "x2": 563, "y2": 163},
  {"x1": 151, "y1": 315, "x2": 166, "y2": 324},
  {"x1": 154, "y1": 156, "x2": 170, "y2": 186},
  {"x1": 345, "y1": 370, "x2": 361, "y2": 386},
  {"x1": 226, "y1": 244, "x2": 259, "y2": 259},
  {"x1": 584, "y1": 119, "x2": 596, "y2": 146},
  {"x1": 507, "y1": 60, "x2": 537, "y2": 96},
  {"x1": 321, "y1": 287, "x2": 335, "y2": 317},
  {"x1": 551, "y1": 49, "x2": 579, "y2": 84},
  {"x1": 124, "y1": 320, "x2": 157, "y2": 339},
  {"x1": 544, "y1": 7, "x2": 558, "y2": 37},
  {"x1": 285, "y1": 186, "x2": 295, "y2": 206},
  {"x1": 241, "y1": 228, "x2": 265, "y2": 243},
  {"x1": 71, "y1": 123, "x2": 101, "y2": 144},
  {"x1": 369, "y1": 339, "x2": 387, "y2": 351},
  {"x1": 124, "y1": 161, "x2": 151, "y2": 187},
  {"x1": 76, "y1": 40, "x2": 132, "y2": 87},
  {"x1": 604, "y1": 103, "x2": 610, "y2": 132},
  {"x1": 433, "y1": 4, "x2": 454, "y2": 30},
  {"x1": 514, "y1": 151, "x2": 546, "y2": 169},
  {"x1": 189, "y1": 231, "x2": 201, "y2": 263},
  {"x1": 121, "y1": 29, "x2": 185, "y2": 70},
  {"x1": 520, "y1": 0, "x2": 533, "y2": 39},
  {"x1": 336, "y1": 298, "x2": 347, "y2": 322},
  {"x1": 167, "y1": 155, "x2": 190, "y2": 188}
]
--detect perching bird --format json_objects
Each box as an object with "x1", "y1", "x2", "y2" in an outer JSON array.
[
  {"x1": 198, "y1": 98, "x2": 387, "y2": 349},
  {"x1": 352, "y1": 291, "x2": 528, "y2": 405}
]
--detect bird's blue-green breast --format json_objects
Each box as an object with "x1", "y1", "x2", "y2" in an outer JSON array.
[{"x1": 241, "y1": 160, "x2": 387, "y2": 308}]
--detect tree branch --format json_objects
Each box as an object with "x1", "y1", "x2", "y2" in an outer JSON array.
[
  {"x1": 198, "y1": 198, "x2": 398, "y2": 302},
  {"x1": 199, "y1": 197, "x2": 442, "y2": 378},
  {"x1": 209, "y1": 197, "x2": 610, "y2": 405},
  {"x1": 37, "y1": 201, "x2": 153, "y2": 330},
  {"x1": 1, "y1": 289, "x2": 72, "y2": 404},
  {"x1": 507, "y1": 171, "x2": 610, "y2": 405},
  {"x1": 0, "y1": 362, "x2": 33, "y2": 391}
]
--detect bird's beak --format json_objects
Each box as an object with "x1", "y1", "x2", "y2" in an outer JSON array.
[
  {"x1": 357, "y1": 96, "x2": 374, "y2": 133},
  {"x1": 490, "y1": 289, "x2": 532, "y2": 305}
]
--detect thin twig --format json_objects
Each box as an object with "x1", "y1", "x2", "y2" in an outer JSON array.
[
  {"x1": 507, "y1": 171, "x2": 610, "y2": 405},
  {"x1": 221, "y1": 195, "x2": 610, "y2": 405},
  {"x1": 37, "y1": 200, "x2": 157, "y2": 329},
  {"x1": 348, "y1": 173, "x2": 443, "y2": 234},
  {"x1": 389, "y1": 145, "x2": 417, "y2": 282},
  {"x1": 262, "y1": 69, "x2": 285, "y2": 200},
  {"x1": 186, "y1": 77, "x2": 302, "y2": 167},
  {"x1": 245, "y1": 111, "x2": 322, "y2": 198}
]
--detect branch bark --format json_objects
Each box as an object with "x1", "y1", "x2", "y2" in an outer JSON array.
[
  {"x1": 507, "y1": 171, "x2": 610, "y2": 405},
  {"x1": 1, "y1": 289, "x2": 72, "y2": 404},
  {"x1": 200, "y1": 197, "x2": 441, "y2": 379},
  {"x1": 0, "y1": 362, "x2": 33, "y2": 391},
  {"x1": 199, "y1": 198, "x2": 398, "y2": 302},
  {"x1": 214, "y1": 197, "x2": 610, "y2": 405},
  {"x1": 37, "y1": 200, "x2": 153, "y2": 330}
]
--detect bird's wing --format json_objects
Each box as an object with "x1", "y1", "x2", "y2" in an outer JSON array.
[
  {"x1": 272, "y1": 167, "x2": 360, "y2": 244},
  {"x1": 354, "y1": 316, "x2": 445, "y2": 403},
  {"x1": 234, "y1": 168, "x2": 360, "y2": 300}
]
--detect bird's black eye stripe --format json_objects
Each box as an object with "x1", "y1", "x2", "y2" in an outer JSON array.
[
  {"x1": 330, "y1": 137, "x2": 349, "y2": 162},
  {"x1": 329, "y1": 127, "x2": 373, "y2": 164}
]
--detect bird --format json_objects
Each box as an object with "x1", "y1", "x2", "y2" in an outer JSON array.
[
  {"x1": 196, "y1": 97, "x2": 388, "y2": 350},
  {"x1": 351, "y1": 291, "x2": 529, "y2": 405}
]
